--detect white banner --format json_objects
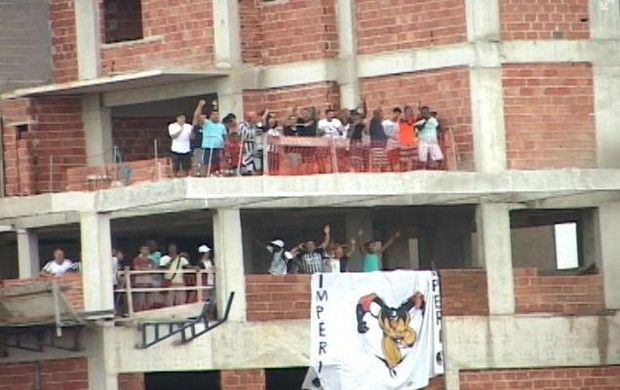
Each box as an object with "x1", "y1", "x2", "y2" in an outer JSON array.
[{"x1": 310, "y1": 271, "x2": 443, "y2": 390}]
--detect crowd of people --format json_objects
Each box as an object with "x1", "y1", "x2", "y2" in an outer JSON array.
[
  {"x1": 39, "y1": 242, "x2": 215, "y2": 313},
  {"x1": 37, "y1": 226, "x2": 401, "y2": 314},
  {"x1": 260, "y1": 224, "x2": 401, "y2": 275},
  {"x1": 167, "y1": 98, "x2": 445, "y2": 177}
]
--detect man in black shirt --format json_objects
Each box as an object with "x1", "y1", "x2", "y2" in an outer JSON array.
[
  {"x1": 369, "y1": 107, "x2": 387, "y2": 148},
  {"x1": 296, "y1": 108, "x2": 317, "y2": 137}
]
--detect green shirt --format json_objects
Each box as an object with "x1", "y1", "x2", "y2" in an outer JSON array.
[{"x1": 362, "y1": 253, "x2": 380, "y2": 272}]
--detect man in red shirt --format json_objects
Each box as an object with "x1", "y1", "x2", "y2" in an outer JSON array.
[{"x1": 132, "y1": 245, "x2": 155, "y2": 312}]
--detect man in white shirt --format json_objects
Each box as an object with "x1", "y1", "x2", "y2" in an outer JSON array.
[
  {"x1": 383, "y1": 107, "x2": 402, "y2": 171},
  {"x1": 318, "y1": 109, "x2": 344, "y2": 138},
  {"x1": 40, "y1": 248, "x2": 76, "y2": 277},
  {"x1": 168, "y1": 114, "x2": 193, "y2": 177},
  {"x1": 160, "y1": 243, "x2": 190, "y2": 306}
]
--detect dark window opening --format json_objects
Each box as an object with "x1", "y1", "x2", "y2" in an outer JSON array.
[
  {"x1": 103, "y1": 0, "x2": 144, "y2": 44},
  {"x1": 145, "y1": 371, "x2": 220, "y2": 390},
  {"x1": 266, "y1": 367, "x2": 308, "y2": 390}
]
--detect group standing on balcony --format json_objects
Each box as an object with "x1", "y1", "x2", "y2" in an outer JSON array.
[
  {"x1": 259, "y1": 224, "x2": 402, "y2": 275},
  {"x1": 167, "y1": 98, "x2": 446, "y2": 177}
]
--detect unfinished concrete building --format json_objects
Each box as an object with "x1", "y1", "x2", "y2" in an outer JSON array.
[{"x1": 0, "y1": 0, "x2": 619, "y2": 389}]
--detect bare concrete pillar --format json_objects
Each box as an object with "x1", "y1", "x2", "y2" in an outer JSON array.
[
  {"x1": 83, "y1": 94, "x2": 113, "y2": 166},
  {"x1": 17, "y1": 229, "x2": 39, "y2": 277},
  {"x1": 476, "y1": 204, "x2": 515, "y2": 314},
  {"x1": 85, "y1": 324, "x2": 118, "y2": 390},
  {"x1": 74, "y1": 0, "x2": 101, "y2": 80},
  {"x1": 213, "y1": 208, "x2": 246, "y2": 321},
  {"x1": 595, "y1": 202, "x2": 620, "y2": 309},
  {"x1": 335, "y1": 0, "x2": 359, "y2": 109},
  {"x1": 80, "y1": 212, "x2": 114, "y2": 313}
]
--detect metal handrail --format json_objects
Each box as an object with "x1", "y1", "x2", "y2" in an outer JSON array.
[{"x1": 114, "y1": 267, "x2": 215, "y2": 317}]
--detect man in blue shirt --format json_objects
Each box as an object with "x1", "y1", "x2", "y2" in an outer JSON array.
[{"x1": 193, "y1": 99, "x2": 227, "y2": 176}]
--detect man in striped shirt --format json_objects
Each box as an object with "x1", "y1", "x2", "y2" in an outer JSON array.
[{"x1": 293, "y1": 225, "x2": 331, "y2": 274}]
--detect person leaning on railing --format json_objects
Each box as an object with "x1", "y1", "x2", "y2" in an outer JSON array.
[
  {"x1": 40, "y1": 248, "x2": 78, "y2": 277},
  {"x1": 160, "y1": 243, "x2": 191, "y2": 307},
  {"x1": 132, "y1": 244, "x2": 156, "y2": 312}
]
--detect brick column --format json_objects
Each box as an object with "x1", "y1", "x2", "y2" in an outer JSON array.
[
  {"x1": 118, "y1": 373, "x2": 145, "y2": 390},
  {"x1": 221, "y1": 369, "x2": 266, "y2": 390}
]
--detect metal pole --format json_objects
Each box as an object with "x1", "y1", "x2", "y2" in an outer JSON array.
[
  {"x1": 113, "y1": 146, "x2": 118, "y2": 181},
  {"x1": 263, "y1": 136, "x2": 269, "y2": 176},
  {"x1": 154, "y1": 139, "x2": 160, "y2": 181},
  {"x1": 196, "y1": 270, "x2": 203, "y2": 302},
  {"x1": 124, "y1": 266, "x2": 134, "y2": 317},
  {"x1": 49, "y1": 155, "x2": 53, "y2": 193}
]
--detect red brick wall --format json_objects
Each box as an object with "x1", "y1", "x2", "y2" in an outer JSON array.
[
  {"x1": 246, "y1": 268, "x2": 604, "y2": 321},
  {"x1": 0, "y1": 358, "x2": 88, "y2": 390},
  {"x1": 514, "y1": 268, "x2": 604, "y2": 315},
  {"x1": 103, "y1": 0, "x2": 143, "y2": 44},
  {"x1": 118, "y1": 373, "x2": 145, "y2": 390},
  {"x1": 360, "y1": 68, "x2": 474, "y2": 170},
  {"x1": 2, "y1": 273, "x2": 84, "y2": 311},
  {"x1": 426, "y1": 376, "x2": 446, "y2": 389},
  {"x1": 243, "y1": 82, "x2": 340, "y2": 119},
  {"x1": 239, "y1": 0, "x2": 338, "y2": 65},
  {"x1": 246, "y1": 275, "x2": 311, "y2": 321},
  {"x1": 221, "y1": 369, "x2": 266, "y2": 390},
  {"x1": 51, "y1": 0, "x2": 79, "y2": 82},
  {"x1": 500, "y1": 0, "x2": 589, "y2": 41},
  {"x1": 503, "y1": 63, "x2": 596, "y2": 169},
  {"x1": 112, "y1": 117, "x2": 171, "y2": 162},
  {"x1": 460, "y1": 366, "x2": 620, "y2": 389},
  {"x1": 65, "y1": 157, "x2": 172, "y2": 191},
  {"x1": 356, "y1": 0, "x2": 467, "y2": 55},
  {"x1": 1, "y1": 96, "x2": 85, "y2": 196},
  {"x1": 439, "y1": 269, "x2": 490, "y2": 316},
  {"x1": 100, "y1": 0, "x2": 214, "y2": 75}
]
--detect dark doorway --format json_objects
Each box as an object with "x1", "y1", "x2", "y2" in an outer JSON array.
[
  {"x1": 145, "y1": 371, "x2": 220, "y2": 390},
  {"x1": 266, "y1": 367, "x2": 307, "y2": 390}
]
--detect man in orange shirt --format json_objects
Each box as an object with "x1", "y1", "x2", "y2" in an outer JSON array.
[{"x1": 398, "y1": 106, "x2": 419, "y2": 171}]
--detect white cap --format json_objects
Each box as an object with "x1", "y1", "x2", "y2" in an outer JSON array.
[
  {"x1": 284, "y1": 251, "x2": 294, "y2": 260},
  {"x1": 270, "y1": 239, "x2": 285, "y2": 248},
  {"x1": 198, "y1": 244, "x2": 211, "y2": 253}
]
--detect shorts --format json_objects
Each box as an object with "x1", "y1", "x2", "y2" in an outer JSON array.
[
  {"x1": 418, "y1": 141, "x2": 443, "y2": 163},
  {"x1": 202, "y1": 148, "x2": 221, "y2": 167},
  {"x1": 171, "y1": 152, "x2": 191, "y2": 172}
]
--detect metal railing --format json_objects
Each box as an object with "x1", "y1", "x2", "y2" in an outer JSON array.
[{"x1": 114, "y1": 267, "x2": 215, "y2": 317}]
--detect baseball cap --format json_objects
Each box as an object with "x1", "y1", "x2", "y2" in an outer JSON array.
[
  {"x1": 198, "y1": 244, "x2": 211, "y2": 253},
  {"x1": 270, "y1": 239, "x2": 285, "y2": 248}
]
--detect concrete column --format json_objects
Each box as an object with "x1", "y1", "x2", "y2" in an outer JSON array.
[
  {"x1": 590, "y1": 0, "x2": 620, "y2": 168},
  {"x1": 595, "y1": 202, "x2": 620, "y2": 309},
  {"x1": 17, "y1": 229, "x2": 39, "y2": 278},
  {"x1": 589, "y1": 0, "x2": 620, "y2": 40},
  {"x1": 212, "y1": 209, "x2": 246, "y2": 321},
  {"x1": 593, "y1": 66, "x2": 620, "y2": 169},
  {"x1": 476, "y1": 204, "x2": 515, "y2": 315},
  {"x1": 212, "y1": 0, "x2": 242, "y2": 67},
  {"x1": 80, "y1": 212, "x2": 114, "y2": 313},
  {"x1": 465, "y1": 0, "x2": 501, "y2": 41},
  {"x1": 216, "y1": 75, "x2": 244, "y2": 119},
  {"x1": 465, "y1": 0, "x2": 506, "y2": 173},
  {"x1": 82, "y1": 94, "x2": 113, "y2": 166},
  {"x1": 335, "y1": 0, "x2": 359, "y2": 109},
  {"x1": 85, "y1": 324, "x2": 118, "y2": 390},
  {"x1": 469, "y1": 67, "x2": 507, "y2": 173},
  {"x1": 74, "y1": 0, "x2": 101, "y2": 80}
]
